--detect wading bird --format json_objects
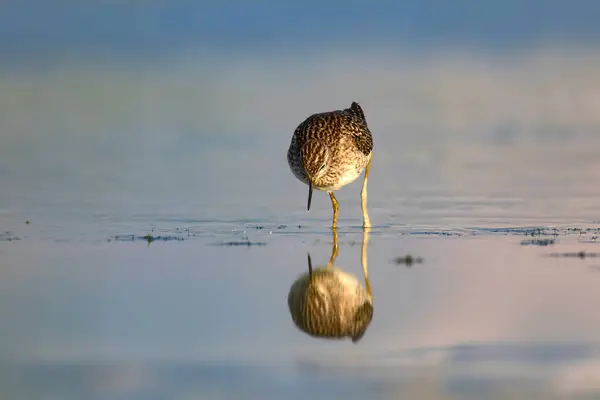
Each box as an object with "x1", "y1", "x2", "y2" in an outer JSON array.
[{"x1": 287, "y1": 101, "x2": 373, "y2": 228}]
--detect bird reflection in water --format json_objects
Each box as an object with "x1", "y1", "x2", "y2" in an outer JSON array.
[{"x1": 287, "y1": 228, "x2": 373, "y2": 343}]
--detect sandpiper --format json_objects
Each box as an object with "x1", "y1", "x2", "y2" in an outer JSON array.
[
  {"x1": 287, "y1": 101, "x2": 373, "y2": 228},
  {"x1": 287, "y1": 228, "x2": 373, "y2": 342}
]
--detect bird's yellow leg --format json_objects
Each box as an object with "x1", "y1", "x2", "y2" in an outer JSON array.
[
  {"x1": 361, "y1": 155, "x2": 372, "y2": 228},
  {"x1": 327, "y1": 227, "x2": 339, "y2": 268},
  {"x1": 328, "y1": 191, "x2": 339, "y2": 229},
  {"x1": 361, "y1": 227, "x2": 372, "y2": 297}
]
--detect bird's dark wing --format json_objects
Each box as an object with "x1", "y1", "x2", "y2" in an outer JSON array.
[
  {"x1": 343, "y1": 102, "x2": 373, "y2": 156},
  {"x1": 350, "y1": 126, "x2": 373, "y2": 156}
]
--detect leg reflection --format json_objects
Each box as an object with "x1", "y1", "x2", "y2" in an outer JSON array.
[
  {"x1": 362, "y1": 227, "x2": 372, "y2": 297},
  {"x1": 327, "y1": 227, "x2": 339, "y2": 268}
]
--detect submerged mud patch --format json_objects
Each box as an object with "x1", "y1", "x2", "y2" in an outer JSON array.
[
  {"x1": 0, "y1": 232, "x2": 20, "y2": 242},
  {"x1": 393, "y1": 254, "x2": 425, "y2": 267},
  {"x1": 521, "y1": 238, "x2": 556, "y2": 246},
  {"x1": 474, "y1": 226, "x2": 600, "y2": 247},
  {"x1": 546, "y1": 251, "x2": 600, "y2": 259}
]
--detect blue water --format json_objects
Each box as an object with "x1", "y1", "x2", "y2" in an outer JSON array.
[{"x1": 2, "y1": 46, "x2": 600, "y2": 399}]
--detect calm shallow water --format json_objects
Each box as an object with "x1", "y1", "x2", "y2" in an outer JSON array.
[
  {"x1": 2, "y1": 50, "x2": 600, "y2": 399},
  {"x1": 1, "y1": 208, "x2": 600, "y2": 399}
]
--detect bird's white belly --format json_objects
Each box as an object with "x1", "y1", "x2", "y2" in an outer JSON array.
[{"x1": 319, "y1": 165, "x2": 363, "y2": 191}]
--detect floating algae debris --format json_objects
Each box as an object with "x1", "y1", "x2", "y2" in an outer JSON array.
[
  {"x1": 408, "y1": 231, "x2": 463, "y2": 237},
  {"x1": 110, "y1": 234, "x2": 185, "y2": 243},
  {"x1": 214, "y1": 240, "x2": 267, "y2": 247}
]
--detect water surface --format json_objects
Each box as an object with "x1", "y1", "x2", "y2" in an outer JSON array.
[{"x1": 1, "y1": 47, "x2": 600, "y2": 400}]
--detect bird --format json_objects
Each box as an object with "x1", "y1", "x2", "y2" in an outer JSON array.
[
  {"x1": 287, "y1": 228, "x2": 373, "y2": 343},
  {"x1": 287, "y1": 250, "x2": 373, "y2": 343},
  {"x1": 287, "y1": 101, "x2": 373, "y2": 229}
]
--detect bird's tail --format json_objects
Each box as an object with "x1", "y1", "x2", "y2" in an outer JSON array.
[{"x1": 346, "y1": 101, "x2": 367, "y2": 125}]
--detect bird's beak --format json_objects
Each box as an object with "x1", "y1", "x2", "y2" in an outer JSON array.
[{"x1": 307, "y1": 181, "x2": 313, "y2": 211}]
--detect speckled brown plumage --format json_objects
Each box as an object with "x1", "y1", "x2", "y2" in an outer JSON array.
[
  {"x1": 287, "y1": 254, "x2": 373, "y2": 343},
  {"x1": 287, "y1": 101, "x2": 374, "y2": 228}
]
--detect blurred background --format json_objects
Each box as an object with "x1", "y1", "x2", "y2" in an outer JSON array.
[{"x1": 1, "y1": 0, "x2": 599, "y2": 226}]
